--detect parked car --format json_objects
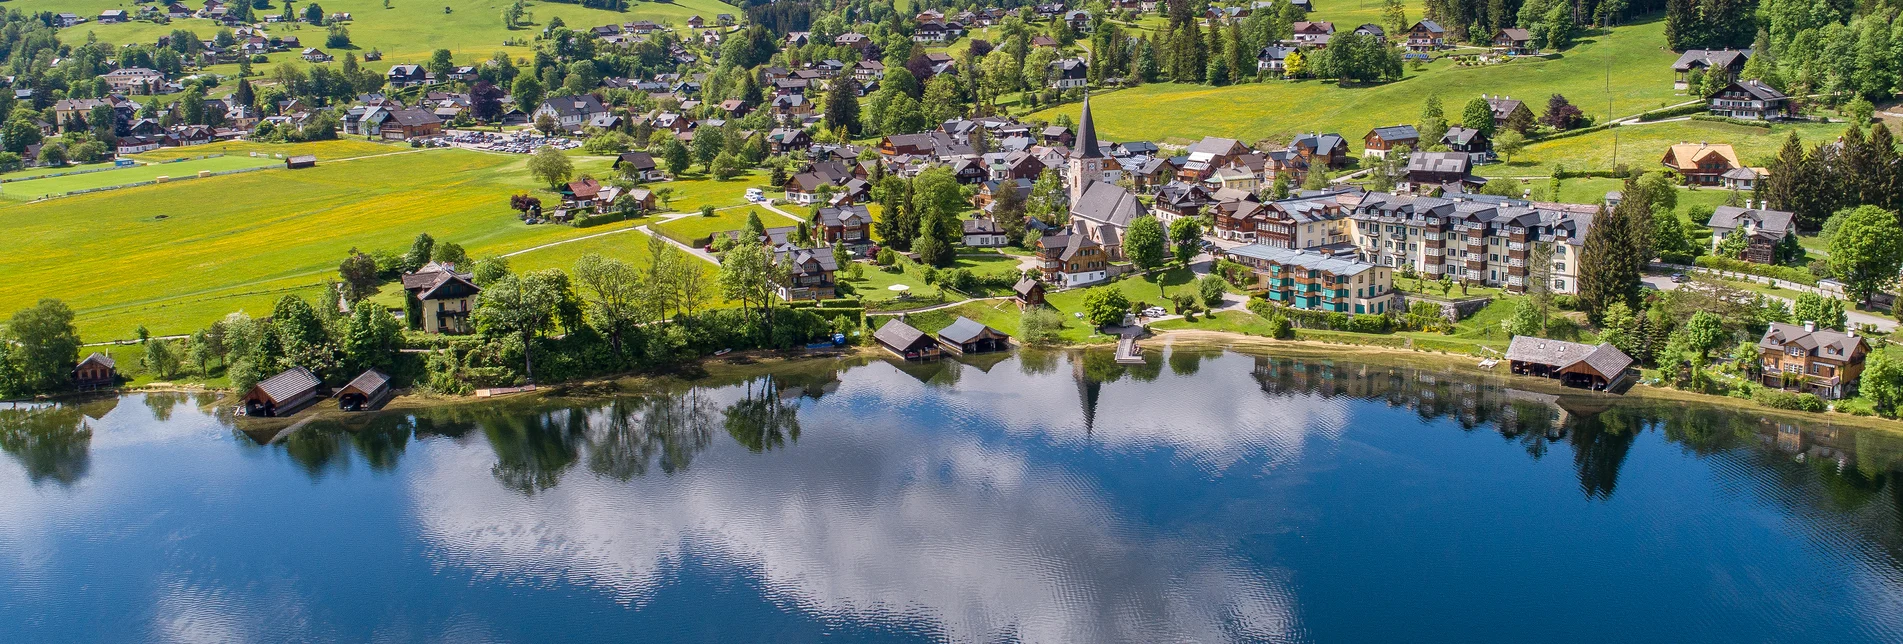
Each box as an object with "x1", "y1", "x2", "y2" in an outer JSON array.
[
  {"x1": 745, "y1": 188, "x2": 765, "y2": 202},
  {"x1": 1670, "y1": 272, "x2": 1687, "y2": 283}
]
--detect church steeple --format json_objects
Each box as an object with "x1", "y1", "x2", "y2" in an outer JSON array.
[{"x1": 1070, "y1": 93, "x2": 1102, "y2": 160}]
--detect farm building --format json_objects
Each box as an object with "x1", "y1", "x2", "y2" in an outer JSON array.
[
  {"x1": 875, "y1": 319, "x2": 942, "y2": 360},
  {"x1": 286, "y1": 155, "x2": 316, "y2": 169},
  {"x1": 73, "y1": 353, "x2": 116, "y2": 390},
  {"x1": 936, "y1": 317, "x2": 1011, "y2": 355},
  {"x1": 1504, "y1": 336, "x2": 1634, "y2": 391},
  {"x1": 1013, "y1": 278, "x2": 1045, "y2": 308},
  {"x1": 337, "y1": 369, "x2": 392, "y2": 411},
  {"x1": 242, "y1": 366, "x2": 322, "y2": 417}
]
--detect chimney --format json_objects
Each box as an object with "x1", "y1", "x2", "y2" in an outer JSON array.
[{"x1": 1803, "y1": 320, "x2": 1815, "y2": 332}]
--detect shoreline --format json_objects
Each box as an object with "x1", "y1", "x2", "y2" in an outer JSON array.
[{"x1": 34, "y1": 329, "x2": 1903, "y2": 435}]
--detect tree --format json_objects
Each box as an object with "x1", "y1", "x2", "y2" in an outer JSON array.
[
  {"x1": 1542, "y1": 94, "x2": 1585, "y2": 130},
  {"x1": 1169, "y1": 218, "x2": 1203, "y2": 265},
  {"x1": 1382, "y1": 0, "x2": 1408, "y2": 37},
  {"x1": 1792, "y1": 292, "x2": 1847, "y2": 330},
  {"x1": 663, "y1": 138, "x2": 691, "y2": 176},
  {"x1": 1578, "y1": 193, "x2": 1646, "y2": 322},
  {"x1": 574, "y1": 253, "x2": 645, "y2": 356},
  {"x1": 718, "y1": 239, "x2": 778, "y2": 328},
  {"x1": 145, "y1": 339, "x2": 180, "y2": 380},
  {"x1": 404, "y1": 233, "x2": 436, "y2": 272},
  {"x1": 1197, "y1": 274, "x2": 1227, "y2": 309},
  {"x1": 1461, "y1": 97, "x2": 1496, "y2": 137},
  {"x1": 512, "y1": 75, "x2": 544, "y2": 112},
  {"x1": 914, "y1": 214, "x2": 953, "y2": 267},
  {"x1": 1027, "y1": 168, "x2": 1068, "y2": 225},
  {"x1": 1124, "y1": 215, "x2": 1166, "y2": 273},
  {"x1": 1492, "y1": 130, "x2": 1526, "y2": 163},
  {"x1": 1417, "y1": 95, "x2": 1448, "y2": 148},
  {"x1": 1081, "y1": 287, "x2": 1131, "y2": 327},
  {"x1": 473, "y1": 270, "x2": 568, "y2": 383},
  {"x1": 1678, "y1": 310, "x2": 1727, "y2": 360},
  {"x1": 823, "y1": 77, "x2": 862, "y2": 135},
  {"x1": 1019, "y1": 307, "x2": 1065, "y2": 345},
  {"x1": 470, "y1": 81, "x2": 505, "y2": 122},
  {"x1": 1652, "y1": 210, "x2": 1695, "y2": 261},
  {"x1": 1827, "y1": 205, "x2": 1903, "y2": 306},
  {"x1": 338, "y1": 250, "x2": 380, "y2": 304},
  {"x1": 433, "y1": 241, "x2": 469, "y2": 267},
  {"x1": 1503, "y1": 297, "x2": 1542, "y2": 337},
  {"x1": 528, "y1": 145, "x2": 573, "y2": 189},
  {"x1": 3, "y1": 299, "x2": 81, "y2": 394},
  {"x1": 341, "y1": 305, "x2": 402, "y2": 374},
  {"x1": 326, "y1": 25, "x2": 352, "y2": 49},
  {"x1": 1864, "y1": 351, "x2": 1903, "y2": 416}
]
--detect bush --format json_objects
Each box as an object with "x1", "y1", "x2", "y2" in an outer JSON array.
[
  {"x1": 1692, "y1": 254, "x2": 1820, "y2": 286},
  {"x1": 1752, "y1": 387, "x2": 1826, "y2": 412},
  {"x1": 1020, "y1": 307, "x2": 1065, "y2": 345}
]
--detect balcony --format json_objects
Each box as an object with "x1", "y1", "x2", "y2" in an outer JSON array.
[{"x1": 1507, "y1": 242, "x2": 1525, "y2": 251}]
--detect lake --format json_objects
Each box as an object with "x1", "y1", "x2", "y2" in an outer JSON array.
[{"x1": 4, "y1": 346, "x2": 1903, "y2": 643}]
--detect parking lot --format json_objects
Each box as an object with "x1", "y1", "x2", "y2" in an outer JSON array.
[{"x1": 435, "y1": 129, "x2": 582, "y2": 154}]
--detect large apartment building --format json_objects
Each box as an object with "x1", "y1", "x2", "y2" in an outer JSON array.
[
  {"x1": 1223, "y1": 244, "x2": 1396, "y2": 315},
  {"x1": 1344, "y1": 192, "x2": 1595, "y2": 295}
]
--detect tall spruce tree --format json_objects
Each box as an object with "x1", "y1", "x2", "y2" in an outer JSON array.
[{"x1": 1579, "y1": 180, "x2": 1648, "y2": 323}]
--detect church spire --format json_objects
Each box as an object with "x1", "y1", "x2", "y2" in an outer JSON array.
[{"x1": 1071, "y1": 92, "x2": 1102, "y2": 160}]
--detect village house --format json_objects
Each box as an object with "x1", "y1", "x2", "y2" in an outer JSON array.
[
  {"x1": 812, "y1": 204, "x2": 873, "y2": 244},
  {"x1": 1038, "y1": 230, "x2": 1110, "y2": 287},
  {"x1": 1758, "y1": 322, "x2": 1869, "y2": 400},
  {"x1": 1049, "y1": 58, "x2": 1089, "y2": 90},
  {"x1": 1288, "y1": 132, "x2": 1349, "y2": 169},
  {"x1": 1708, "y1": 80, "x2": 1792, "y2": 121},
  {"x1": 1706, "y1": 205, "x2": 1795, "y2": 263},
  {"x1": 401, "y1": 262, "x2": 480, "y2": 334},
  {"x1": 766, "y1": 127, "x2": 811, "y2": 154},
  {"x1": 386, "y1": 64, "x2": 429, "y2": 88},
  {"x1": 1441, "y1": 126, "x2": 1492, "y2": 165},
  {"x1": 103, "y1": 67, "x2": 165, "y2": 95},
  {"x1": 99, "y1": 9, "x2": 129, "y2": 23},
  {"x1": 1492, "y1": 28, "x2": 1534, "y2": 55},
  {"x1": 302, "y1": 48, "x2": 333, "y2": 62},
  {"x1": 1673, "y1": 49, "x2": 1750, "y2": 90},
  {"x1": 1259, "y1": 193, "x2": 1351, "y2": 249},
  {"x1": 1291, "y1": 21, "x2": 1335, "y2": 46},
  {"x1": 1403, "y1": 151, "x2": 1485, "y2": 193},
  {"x1": 962, "y1": 218, "x2": 1010, "y2": 247},
  {"x1": 1504, "y1": 336, "x2": 1634, "y2": 391},
  {"x1": 374, "y1": 108, "x2": 443, "y2": 140},
  {"x1": 1660, "y1": 142, "x2": 1743, "y2": 186},
  {"x1": 613, "y1": 151, "x2": 664, "y2": 181},
  {"x1": 1352, "y1": 23, "x2": 1387, "y2": 44},
  {"x1": 533, "y1": 94, "x2": 608, "y2": 133},
  {"x1": 1483, "y1": 95, "x2": 1534, "y2": 130},
  {"x1": 1257, "y1": 45, "x2": 1295, "y2": 73},
  {"x1": 1225, "y1": 244, "x2": 1396, "y2": 315},
  {"x1": 937, "y1": 317, "x2": 1012, "y2": 355},
  {"x1": 1406, "y1": 20, "x2": 1446, "y2": 52},
  {"x1": 875, "y1": 319, "x2": 943, "y2": 360},
  {"x1": 242, "y1": 367, "x2": 322, "y2": 418},
  {"x1": 770, "y1": 247, "x2": 838, "y2": 300},
  {"x1": 73, "y1": 353, "x2": 116, "y2": 390},
  {"x1": 1362, "y1": 125, "x2": 1420, "y2": 159}
]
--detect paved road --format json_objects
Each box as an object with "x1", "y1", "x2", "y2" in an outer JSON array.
[{"x1": 1641, "y1": 273, "x2": 1897, "y2": 332}]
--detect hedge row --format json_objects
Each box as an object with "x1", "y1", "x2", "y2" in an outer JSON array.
[
  {"x1": 1688, "y1": 114, "x2": 1772, "y2": 129},
  {"x1": 1691, "y1": 254, "x2": 1821, "y2": 286},
  {"x1": 1635, "y1": 102, "x2": 1708, "y2": 122}
]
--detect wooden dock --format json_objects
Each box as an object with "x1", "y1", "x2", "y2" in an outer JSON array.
[{"x1": 1115, "y1": 336, "x2": 1145, "y2": 364}]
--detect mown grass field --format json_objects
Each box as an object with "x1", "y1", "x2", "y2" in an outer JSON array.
[
  {"x1": 41, "y1": 0, "x2": 741, "y2": 73},
  {"x1": 129, "y1": 139, "x2": 406, "y2": 162},
  {"x1": 0, "y1": 148, "x2": 649, "y2": 340},
  {"x1": 844, "y1": 253, "x2": 1025, "y2": 302},
  {"x1": 0, "y1": 155, "x2": 281, "y2": 200},
  {"x1": 1029, "y1": 19, "x2": 1682, "y2": 148},
  {"x1": 1477, "y1": 119, "x2": 1846, "y2": 177},
  {"x1": 651, "y1": 205, "x2": 803, "y2": 246}
]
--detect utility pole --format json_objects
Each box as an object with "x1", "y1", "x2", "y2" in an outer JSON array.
[{"x1": 1607, "y1": 51, "x2": 1618, "y2": 170}]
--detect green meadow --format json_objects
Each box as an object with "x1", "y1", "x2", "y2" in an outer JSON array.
[
  {"x1": 1476, "y1": 119, "x2": 1845, "y2": 178},
  {"x1": 42, "y1": 0, "x2": 741, "y2": 73},
  {"x1": 0, "y1": 155, "x2": 280, "y2": 200},
  {"x1": 0, "y1": 147, "x2": 684, "y2": 341},
  {"x1": 1029, "y1": 19, "x2": 1683, "y2": 148}
]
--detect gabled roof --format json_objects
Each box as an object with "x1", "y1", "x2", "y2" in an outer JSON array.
[
  {"x1": 1672, "y1": 49, "x2": 1750, "y2": 72},
  {"x1": 78, "y1": 352, "x2": 115, "y2": 369},
  {"x1": 1662, "y1": 142, "x2": 1740, "y2": 171},
  {"x1": 1504, "y1": 336, "x2": 1633, "y2": 377},
  {"x1": 874, "y1": 319, "x2": 933, "y2": 350},
  {"x1": 938, "y1": 317, "x2": 1006, "y2": 344},
  {"x1": 1707, "y1": 206, "x2": 1794, "y2": 235},
  {"x1": 341, "y1": 369, "x2": 391, "y2": 396},
  {"x1": 1070, "y1": 182, "x2": 1145, "y2": 227},
  {"x1": 254, "y1": 366, "x2": 320, "y2": 403},
  {"x1": 1760, "y1": 322, "x2": 1866, "y2": 357},
  {"x1": 1367, "y1": 125, "x2": 1419, "y2": 142}
]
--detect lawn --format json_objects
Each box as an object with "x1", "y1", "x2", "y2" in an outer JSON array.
[
  {"x1": 129, "y1": 139, "x2": 406, "y2": 162},
  {"x1": 843, "y1": 253, "x2": 1025, "y2": 303},
  {"x1": 0, "y1": 155, "x2": 282, "y2": 201},
  {"x1": 1045, "y1": 267, "x2": 1206, "y2": 312},
  {"x1": 1477, "y1": 119, "x2": 1845, "y2": 177},
  {"x1": 650, "y1": 204, "x2": 803, "y2": 247},
  {"x1": 499, "y1": 225, "x2": 730, "y2": 304},
  {"x1": 654, "y1": 169, "x2": 772, "y2": 214},
  {"x1": 0, "y1": 148, "x2": 618, "y2": 340},
  {"x1": 1027, "y1": 19, "x2": 1684, "y2": 148},
  {"x1": 43, "y1": 0, "x2": 742, "y2": 73}
]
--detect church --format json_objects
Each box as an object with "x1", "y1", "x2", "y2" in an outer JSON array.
[{"x1": 1061, "y1": 95, "x2": 1151, "y2": 260}]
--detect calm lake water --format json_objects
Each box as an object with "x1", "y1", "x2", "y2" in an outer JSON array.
[{"x1": 5, "y1": 347, "x2": 1903, "y2": 643}]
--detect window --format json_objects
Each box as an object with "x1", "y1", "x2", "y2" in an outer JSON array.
[{"x1": 1787, "y1": 346, "x2": 1805, "y2": 357}]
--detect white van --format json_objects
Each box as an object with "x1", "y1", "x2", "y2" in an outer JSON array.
[{"x1": 745, "y1": 188, "x2": 765, "y2": 202}]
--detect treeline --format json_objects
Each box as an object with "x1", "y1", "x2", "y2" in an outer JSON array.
[
  {"x1": 1712, "y1": 0, "x2": 1903, "y2": 104},
  {"x1": 1426, "y1": 0, "x2": 1657, "y2": 42},
  {"x1": 1759, "y1": 124, "x2": 1903, "y2": 233}
]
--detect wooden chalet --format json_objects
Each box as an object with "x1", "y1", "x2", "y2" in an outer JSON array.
[
  {"x1": 1504, "y1": 336, "x2": 1633, "y2": 391},
  {"x1": 337, "y1": 369, "x2": 392, "y2": 411},
  {"x1": 401, "y1": 263, "x2": 480, "y2": 334},
  {"x1": 875, "y1": 319, "x2": 942, "y2": 360},
  {"x1": 936, "y1": 317, "x2": 1010, "y2": 355},
  {"x1": 73, "y1": 352, "x2": 116, "y2": 390},
  {"x1": 1758, "y1": 322, "x2": 1869, "y2": 400},
  {"x1": 1362, "y1": 125, "x2": 1419, "y2": 159},
  {"x1": 1012, "y1": 278, "x2": 1046, "y2": 309},
  {"x1": 243, "y1": 366, "x2": 322, "y2": 417}
]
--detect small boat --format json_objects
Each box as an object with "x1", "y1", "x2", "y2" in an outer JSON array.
[
  {"x1": 1477, "y1": 358, "x2": 1498, "y2": 369},
  {"x1": 713, "y1": 348, "x2": 731, "y2": 356}
]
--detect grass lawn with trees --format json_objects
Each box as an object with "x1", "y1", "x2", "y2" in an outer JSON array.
[
  {"x1": 1476, "y1": 120, "x2": 1844, "y2": 178},
  {"x1": 844, "y1": 253, "x2": 1024, "y2": 303},
  {"x1": 1028, "y1": 19, "x2": 1682, "y2": 148},
  {"x1": 0, "y1": 147, "x2": 752, "y2": 341}
]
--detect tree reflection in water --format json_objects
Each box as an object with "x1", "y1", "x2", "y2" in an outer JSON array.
[
  {"x1": 485, "y1": 408, "x2": 588, "y2": 495},
  {"x1": 0, "y1": 404, "x2": 92, "y2": 486},
  {"x1": 723, "y1": 377, "x2": 803, "y2": 453},
  {"x1": 588, "y1": 392, "x2": 717, "y2": 481}
]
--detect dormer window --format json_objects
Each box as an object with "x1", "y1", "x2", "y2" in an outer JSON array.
[{"x1": 1787, "y1": 346, "x2": 1805, "y2": 358}]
